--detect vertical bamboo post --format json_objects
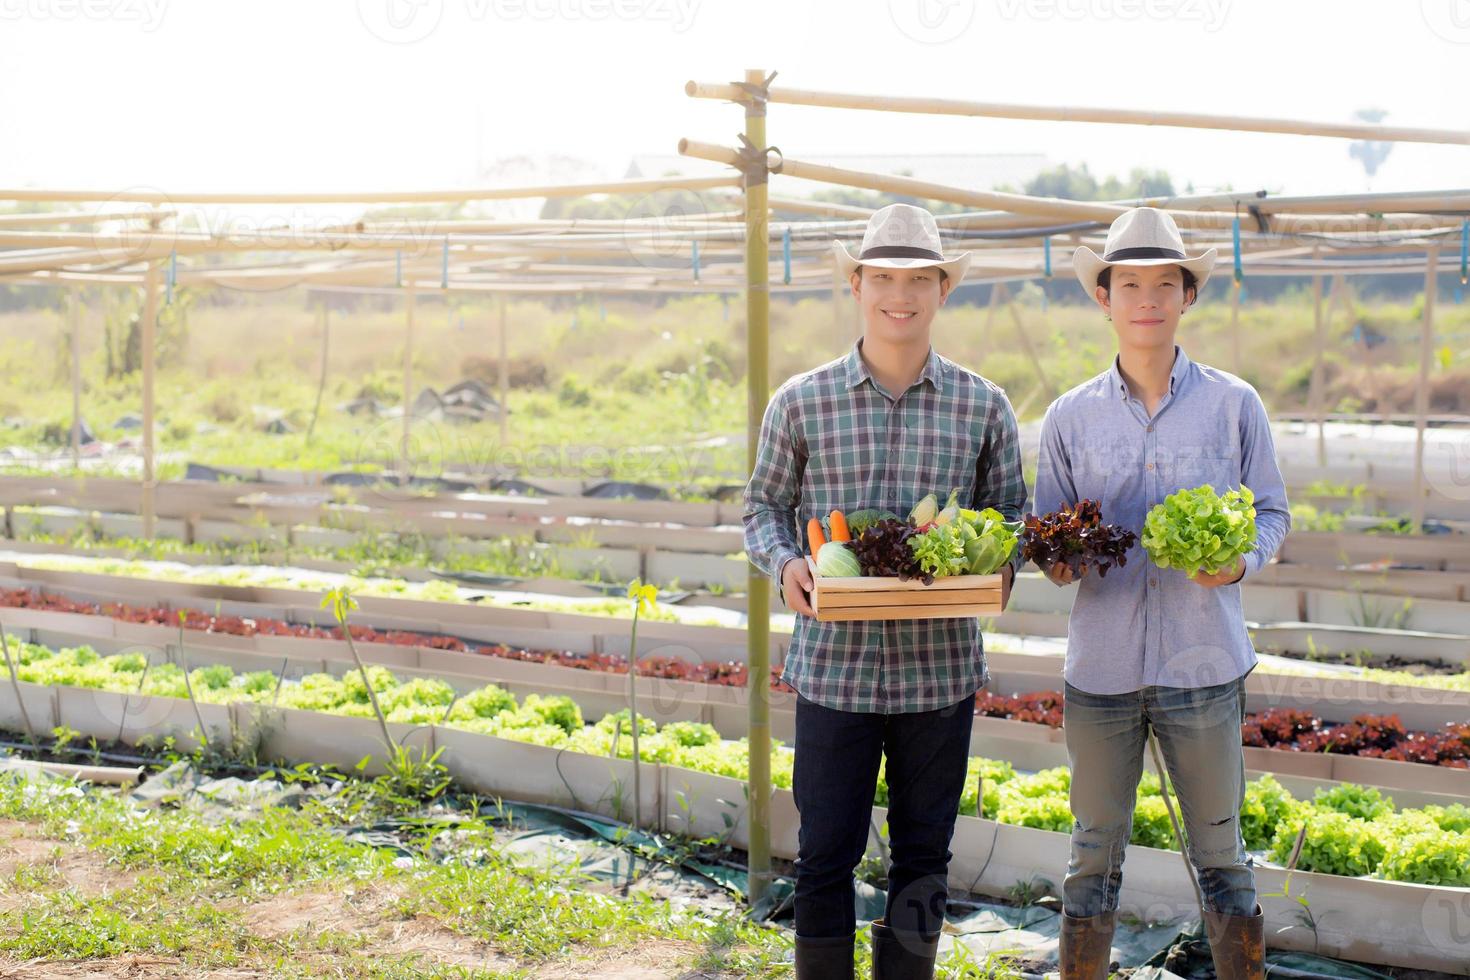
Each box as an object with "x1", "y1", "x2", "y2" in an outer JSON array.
[
  {"x1": 1229, "y1": 280, "x2": 1242, "y2": 378},
  {"x1": 402, "y1": 282, "x2": 416, "y2": 475},
  {"x1": 69, "y1": 286, "x2": 82, "y2": 470},
  {"x1": 306, "y1": 302, "x2": 330, "y2": 442},
  {"x1": 498, "y1": 293, "x2": 510, "y2": 450},
  {"x1": 1005, "y1": 289, "x2": 1056, "y2": 401},
  {"x1": 832, "y1": 261, "x2": 845, "y2": 350},
  {"x1": 982, "y1": 281, "x2": 1004, "y2": 350},
  {"x1": 1413, "y1": 248, "x2": 1439, "y2": 534},
  {"x1": 1308, "y1": 254, "x2": 1326, "y2": 467},
  {"x1": 742, "y1": 67, "x2": 773, "y2": 907},
  {"x1": 141, "y1": 260, "x2": 160, "y2": 539}
]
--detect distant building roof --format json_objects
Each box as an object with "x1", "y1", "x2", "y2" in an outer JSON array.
[{"x1": 624, "y1": 152, "x2": 1050, "y2": 194}]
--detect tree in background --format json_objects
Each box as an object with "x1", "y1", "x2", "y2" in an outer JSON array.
[
  {"x1": 1006, "y1": 162, "x2": 1176, "y2": 202},
  {"x1": 102, "y1": 286, "x2": 193, "y2": 379}
]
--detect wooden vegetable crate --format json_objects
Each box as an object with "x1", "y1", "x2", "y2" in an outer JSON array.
[{"x1": 805, "y1": 557, "x2": 1002, "y2": 622}]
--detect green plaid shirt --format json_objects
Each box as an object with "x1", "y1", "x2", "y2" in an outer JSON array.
[{"x1": 743, "y1": 338, "x2": 1028, "y2": 714}]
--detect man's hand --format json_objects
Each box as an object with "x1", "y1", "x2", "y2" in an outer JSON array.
[
  {"x1": 781, "y1": 557, "x2": 817, "y2": 617},
  {"x1": 1190, "y1": 557, "x2": 1246, "y2": 589},
  {"x1": 999, "y1": 564, "x2": 1014, "y2": 611},
  {"x1": 1045, "y1": 562, "x2": 1084, "y2": 587}
]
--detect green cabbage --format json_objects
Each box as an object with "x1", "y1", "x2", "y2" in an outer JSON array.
[
  {"x1": 815, "y1": 541, "x2": 862, "y2": 578},
  {"x1": 960, "y1": 508, "x2": 1020, "y2": 575}
]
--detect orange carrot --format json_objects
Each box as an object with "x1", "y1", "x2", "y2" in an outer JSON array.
[
  {"x1": 807, "y1": 518, "x2": 827, "y2": 555},
  {"x1": 829, "y1": 510, "x2": 851, "y2": 543}
]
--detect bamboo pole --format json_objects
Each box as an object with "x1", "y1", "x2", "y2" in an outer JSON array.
[
  {"x1": 1004, "y1": 292, "x2": 1056, "y2": 401},
  {"x1": 742, "y1": 68, "x2": 773, "y2": 908},
  {"x1": 402, "y1": 283, "x2": 416, "y2": 474},
  {"x1": 1413, "y1": 248, "x2": 1440, "y2": 534},
  {"x1": 140, "y1": 260, "x2": 159, "y2": 539},
  {"x1": 14, "y1": 233, "x2": 1465, "y2": 295},
  {"x1": 1178, "y1": 189, "x2": 1470, "y2": 215},
  {"x1": 0, "y1": 208, "x2": 179, "y2": 228},
  {"x1": 676, "y1": 140, "x2": 1445, "y2": 235},
  {"x1": 983, "y1": 281, "x2": 1004, "y2": 349},
  {"x1": 356, "y1": 212, "x2": 746, "y2": 235},
  {"x1": 1308, "y1": 255, "x2": 1326, "y2": 467},
  {"x1": 69, "y1": 286, "x2": 82, "y2": 470},
  {"x1": 0, "y1": 627, "x2": 37, "y2": 745},
  {"x1": 768, "y1": 195, "x2": 875, "y2": 220},
  {"x1": 0, "y1": 174, "x2": 741, "y2": 206},
  {"x1": 306, "y1": 302, "x2": 329, "y2": 442},
  {"x1": 1229, "y1": 280, "x2": 1242, "y2": 378},
  {"x1": 498, "y1": 294, "x2": 509, "y2": 450},
  {"x1": 684, "y1": 82, "x2": 1470, "y2": 146},
  {"x1": 2, "y1": 216, "x2": 1458, "y2": 281},
  {"x1": 832, "y1": 261, "x2": 844, "y2": 350},
  {"x1": 1318, "y1": 274, "x2": 1349, "y2": 462},
  {"x1": 0, "y1": 225, "x2": 765, "y2": 253}
]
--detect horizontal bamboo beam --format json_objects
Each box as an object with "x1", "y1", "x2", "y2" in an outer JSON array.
[
  {"x1": 0, "y1": 208, "x2": 176, "y2": 228},
  {"x1": 685, "y1": 81, "x2": 1470, "y2": 146},
  {"x1": 0, "y1": 174, "x2": 740, "y2": 206},
  {"x1": 678, "y1": 139, "x2": 1458, "y2": 236}
]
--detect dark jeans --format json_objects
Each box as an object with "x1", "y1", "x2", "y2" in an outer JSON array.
[{"x1": 792, "y1": 690, "x2": 976, "y2": 939}]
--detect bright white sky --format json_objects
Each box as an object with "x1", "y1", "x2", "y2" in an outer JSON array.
[{"x1": 0, "y1": 0, "x2": 1466, "y2": 205}]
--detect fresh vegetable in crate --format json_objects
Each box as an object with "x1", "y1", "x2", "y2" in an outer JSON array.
[
  {"x1": 908, "y1": 504, "x2": 1020, "y2": 582},
  {"x1": 814, "y1": 540, "x2": 863, "y2": 578},
  {"x1": 909, "y1": 521, "x2": 969, "y2": 582},
  {"x1": 1142, "y1": 484, "x2": 1257, "y2": 577},
  {"x1": 849, "y1": 518, "x2": 923, "y2": 581},
  {"x1": 908, "y1": 488, "x2": 961, "y2": 529},
  {"x1": 1021, "y1": 499, "x2": 1138, "y2": 578},
  {"x1": 845, "y1": 508, "x2": 900, "y2": 537},
  {"x1": 958, "y1": 506, "x2": 1021, "y2": 575}
]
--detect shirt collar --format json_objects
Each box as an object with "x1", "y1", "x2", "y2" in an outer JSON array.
[
  {"x1": 844, "y1": 337, "x2": 943, "y2": 393},
  {"x1": 1108, "y1": 345, "x2": 1192, "y2": 400}
]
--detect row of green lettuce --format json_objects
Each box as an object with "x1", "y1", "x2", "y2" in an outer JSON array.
[
  {"x1": 9, "y1": 640, "x2": 1470, "y2": 888},
  {"x1": 7, "y1": 550, "x2": 1470, "y2": 694}
]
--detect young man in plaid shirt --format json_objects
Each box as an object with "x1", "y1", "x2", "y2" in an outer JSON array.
[{"x1": 744, "y1": 203, "x2": 1027, "y2": 979}]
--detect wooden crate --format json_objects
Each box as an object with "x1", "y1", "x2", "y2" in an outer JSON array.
[{"x1": 805, "y1": 557, "x2": 1002, "y2": 622}]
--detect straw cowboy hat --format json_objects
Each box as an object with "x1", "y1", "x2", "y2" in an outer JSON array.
[
  {"x1": 833, "y1": 203, "x2": 971, "y2": 282},
  {"x1": 1072, "y1": 207, "x2": 1217, "y2": 296}
]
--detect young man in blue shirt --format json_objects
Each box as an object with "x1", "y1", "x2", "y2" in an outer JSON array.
[{"x1": 1033, "y1": 208, "x2": 1290, "y2": 980}]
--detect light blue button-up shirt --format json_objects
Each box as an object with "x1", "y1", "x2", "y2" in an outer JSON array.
[{"x1": 1032, "y1": 346, "x2": 1291, "y2": 695}]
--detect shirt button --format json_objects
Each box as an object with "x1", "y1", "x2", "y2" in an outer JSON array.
[
  {"x1": 1146, "y1": 425, "x2": 1154, "y2": 433},
  {"x1": 1145, "y1": 462, "x2": 1155, "y2": 471},
  {"x1": 1150, "y1": 578, "x2": 1158, "y2": 588}
]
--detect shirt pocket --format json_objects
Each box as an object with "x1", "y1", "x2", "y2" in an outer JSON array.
[
  {"x1": 1165, "y1": 448, "x2": 1240, "y2": 496},
  {"x1": 1076, "y1": 434, "x2": 1141, "y2": 507},
  {"x1": 904, "y1": 416, "x2": 980, "y2": 503},
  {"x1": 803, "y1": 403, "x2": 884, "y2": 510}
]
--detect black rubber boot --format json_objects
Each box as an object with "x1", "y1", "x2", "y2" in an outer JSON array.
[
  {"x1": 795, "y1": 932, "x2": 855, "y2": 979},
  {"x1": 871, "y1": 917, "x2": 939, "y2": 980}
]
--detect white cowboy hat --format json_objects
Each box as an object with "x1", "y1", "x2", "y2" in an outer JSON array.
[
  {"x1": 1072, "y1": 207, "x2": 1217, "y2": 297},
  {"x1": 833, "y1": 203, "x2": 971, "y2": 283}
]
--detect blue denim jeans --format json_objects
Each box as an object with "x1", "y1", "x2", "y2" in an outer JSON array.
[
  {"x1": 792, "y1": 690, "x2": 976, "y2": 939},
  {"x1": 1061, "y1": 677, "x2": 1256, "y2": 918}
]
